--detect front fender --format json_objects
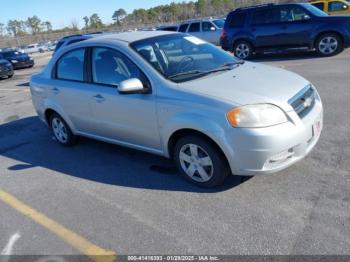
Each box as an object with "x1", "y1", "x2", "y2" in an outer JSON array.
[{"x1": 160, "y1": 112, "x2": 229, "y2": 157}]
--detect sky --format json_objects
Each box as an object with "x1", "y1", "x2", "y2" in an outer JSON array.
[{"x1": 1, "y1": 0, "x2": 185, "y2": 29}]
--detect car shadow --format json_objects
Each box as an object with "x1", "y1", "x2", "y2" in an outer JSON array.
[
  {"x1": 0, "y1": 116, "x2": 253, "y2": 193},
  {"x1": 250, "y1": 50, "x2": 321, "y2": 62}
]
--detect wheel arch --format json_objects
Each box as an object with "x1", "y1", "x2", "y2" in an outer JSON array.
[
  {"x1": 313, "y1": 31, "x2": 344, "y2": 48},
  {"x1": 167, "y1": 128, "x2": 230, "y2": 170}
]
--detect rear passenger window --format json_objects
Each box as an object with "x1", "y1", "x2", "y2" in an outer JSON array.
[
  {"x1": 312, "y1": 3, "x2": 325, "y2": 10},
  {"x1": 179, "y1": 24, "x2": 189, "y2": 32},
  {"x1": 229, "y1": 12, "x2": 247, "y2": 28},
  {"x1": 251, "y1": 9, "x2": 279, "y2": 24},
  {"x1": 188, "y1": 22, "x2": 200, "y2": 32},
  {"x1": 56, "y1": 49, "x2": 85, "y2": 81}
]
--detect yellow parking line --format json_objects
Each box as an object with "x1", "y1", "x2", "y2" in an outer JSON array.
[{"x1": 0, "y1": 190, "x2": 116, "y2": 262}]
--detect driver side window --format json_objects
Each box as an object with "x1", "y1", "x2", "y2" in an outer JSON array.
[{"x1": 92, "y1": 47, "x2": 147, "y2": 87}]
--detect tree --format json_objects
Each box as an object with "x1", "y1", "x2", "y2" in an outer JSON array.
[
  {"x1": 89, "y1": 13, "x2": 103, "y2": 29},
  {"x1": 83, "y1": 16, "x2": 89, "y2": 29},
  {"x1": 7, "y1": 20, "x2": 26, "y2": 37},
  {"x1": 70, "y1": 19, "x2": 79, "y2": 31},
  {"x1": 26, "y1": 16, "x2": 42, "y2": 35},
  {"x1": 0, "y1": 23, "x2": 4, "y2": 36},
  {"x1": 112, "y1": 8, "x2": 127, "y2": 25},
  {"x1": 41, "y1": 21, "x2": 52, "y2": 32}
]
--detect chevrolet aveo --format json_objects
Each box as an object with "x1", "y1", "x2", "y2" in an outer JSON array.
[{"x1": 30, "y1": 31, "x2": 323, "y2": 187}]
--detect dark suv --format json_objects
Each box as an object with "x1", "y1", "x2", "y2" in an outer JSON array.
[{"x1": 221, "y1": 3, "x2": 350, "y2": 59}]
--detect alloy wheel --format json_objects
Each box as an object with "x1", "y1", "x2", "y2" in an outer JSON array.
[
  {"x1": 52, "y1": 117, "x2": 68, "y2": 144},
  {"x1": 319, "y1": 36, "x2": 338, "y2": 55},
  {"x1": 179, "y1": 144, "x2": 214, "y2": 183},
  {"x1": 235, "y1": 43, "x2": 250, "y2": 59}
]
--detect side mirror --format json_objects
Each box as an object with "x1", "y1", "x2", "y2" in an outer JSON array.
[
  {"x1": 118, "y1": 78, "x2": 145, "y2": 94},
  {"x1": 210, "y1": 26, "x2": 216, "y2": 31},
  {"x1": 303, "y1": 14, "x2": 311, "y2": 20}
]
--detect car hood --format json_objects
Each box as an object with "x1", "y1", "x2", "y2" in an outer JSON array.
[
  {"x1": 0, "y1": 59, "x2": 10, "y2": 65},
  {"x1": 9, "y1": 54, "x2": 30, "y2": 60},
  {"x1": 178, "y1": 62, "x2": 310, "y2": 112}
]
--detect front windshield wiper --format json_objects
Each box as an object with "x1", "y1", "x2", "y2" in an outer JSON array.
[
  {"x1": 168, "y1": 70, "x2": 209, "y2": 80},
  {"x1": 168, "y1": 61, "x2": 245, "y2": 80}
]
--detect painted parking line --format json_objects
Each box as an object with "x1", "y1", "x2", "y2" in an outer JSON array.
[{"x1": 0, "y1": 190, "x2": 116, "y2": 262}]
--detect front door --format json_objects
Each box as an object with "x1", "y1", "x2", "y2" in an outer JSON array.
[{"x1": 87, "y1": 47, "x2": 161, "y2": 151}]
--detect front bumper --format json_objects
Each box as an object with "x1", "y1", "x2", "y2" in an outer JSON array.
[
  {"x1": 219, "y1": 96, "x2": 323, "y2": 176},
  {"x1": 0, "y1": 66, "x2": 14, "y2": 77},
  {"x1": 12, "y1": 60, "x2": 34, "y2": 69}
]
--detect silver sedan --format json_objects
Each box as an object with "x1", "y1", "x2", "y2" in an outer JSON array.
[{"x1": 30, "y1": 31, "x2": 323, "y2": 187}]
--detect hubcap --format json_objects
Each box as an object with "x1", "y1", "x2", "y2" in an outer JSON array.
[
  {"x1": 52, "y1": 118, "x2": 68, "y2": 143},
  {"x1": 235, "y1": 43, "x2": 250, "y2": 59},
  {"x1": 179, "y1": 144, "x2": 214, "y2": 183},
  {"x1": 319, "y1": 37, "x2": 338, "y2": 55}
]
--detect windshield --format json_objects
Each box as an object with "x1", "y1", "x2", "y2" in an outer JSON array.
[
  {"x1": 2, "y1": 51, "x2": 20, "y2": 58},
  {"x1": 212, "y1": 19, "x2": 225, "y2": 28},
  {"x1": 302, "y1": 3, "x2": 328, "y2": 16},
  {"x1": 131, "y1": 34, "x2": 239, "y2": 82}
]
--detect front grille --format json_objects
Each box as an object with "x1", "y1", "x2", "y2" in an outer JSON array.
[{"x1": 289, "y1": 85, "x2": 316, "y2": 118}]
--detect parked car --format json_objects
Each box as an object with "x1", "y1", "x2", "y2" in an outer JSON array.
[
  {"x1": 54, "y1": 33, "x2": 103, "y2": 54},
  {"x1": 221, "y1": 3, "x2": 350, "y2": 59},
  {"x1": 309, "y1": 0, "x2": 350, "y2": 15},
  {"x1": 30, "y1": 31, "x2": 323, "y2": 187},
  {"x1": 157, "y1": 25, "x2": 179, "y2": 32},
  {"x1": 0, "y1": 50, "x2": 34, "y2": 69},
  {"x1": 0, "y1": 57, "x2": 14, "y2": 79},
  {"x1": 178, "y1": 19, "x2": 225, "y2": 45},
  {"x1": 23, "y1": 44, "x2": 40, "y2": 54}
]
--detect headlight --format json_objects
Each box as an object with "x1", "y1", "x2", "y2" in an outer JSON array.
[
  {"x1": 227, "y1": 104, "x2": 288, "y2": 128},
  {"x1": 11, "y1": 60, "x2": 18, "y2": 63}
]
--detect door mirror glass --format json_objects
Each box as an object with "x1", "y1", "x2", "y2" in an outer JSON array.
[
  {"x1": 118, "y1": 78, "x2": 144, "y2": 94},
  {"x1": 303, "y1": 14, "x2": 311, "y2": 20}
]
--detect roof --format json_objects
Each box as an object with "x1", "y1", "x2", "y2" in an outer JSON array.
[{"x1": 94, "y1": 31, "x2": 178, "y2": 43}]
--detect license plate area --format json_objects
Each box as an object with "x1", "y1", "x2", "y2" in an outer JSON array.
[{"x1": 312, "y1": 113, "x2": 323, "y2": 139}]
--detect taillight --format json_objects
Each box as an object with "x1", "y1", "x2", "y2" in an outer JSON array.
[{"x1": 220, "y1": 29, "x2": 227, "y2": 40}]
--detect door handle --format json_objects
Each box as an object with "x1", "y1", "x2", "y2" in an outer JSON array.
[
  {"x1": 281, "y1": 25, "x2": 288, "y2": 30},
  {"x1": 251, "y1": 28, "x2": 257, "y2": 32},
  {"x1": 93, "y1": 94, "x2": 105, "y2": 103},
  {"x1": 51, "y1": 87, "x2": 60, "y2": 94}
]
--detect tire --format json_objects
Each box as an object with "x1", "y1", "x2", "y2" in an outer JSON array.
[
  {"x1": 174, "y1": 135, "x2": 230, "y2": 188},
  {"x1": 233, "y1": 40, "x2": 253, "y2": 60},
  {"x1": 50, "y1": 113, "x2": 77, "y2": 146},
  {"x1": 315, "y1": 33, "x2": 343, "y2": 57},
  {"x1": 8, "y1": 74, "x2": 13, "y2": 78}
]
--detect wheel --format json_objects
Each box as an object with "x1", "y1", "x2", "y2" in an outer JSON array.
[
  {"x1": 8, "y1": 74, "x2": 13, "y2": 78},
  {"x1": 174, "y1": 135, "x2": 230, "y2": 187},
  {"x1": 50, "y1": 113, "x2": 77, "y2": 146},
  {"x1": 233, "y1": 40, "x2": 253, "y2": 60},
  {"x1": 316, "y1": 33, "x2": 343, "y2": 57}
]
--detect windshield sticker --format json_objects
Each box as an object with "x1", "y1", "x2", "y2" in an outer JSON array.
[{"x1": 184, "y1": 36, "x2": 206, "y2": 45}]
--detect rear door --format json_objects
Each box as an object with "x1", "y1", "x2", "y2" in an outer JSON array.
[
  {"x1": 50, "y1": 48, "x2": 94, "y2": 133},
  {"x1": 250, "y1": 8, "x2": 285, "y2": 48},
  {"x1": 187, "y1": 22, "x2": 202, "y2": 39}
]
